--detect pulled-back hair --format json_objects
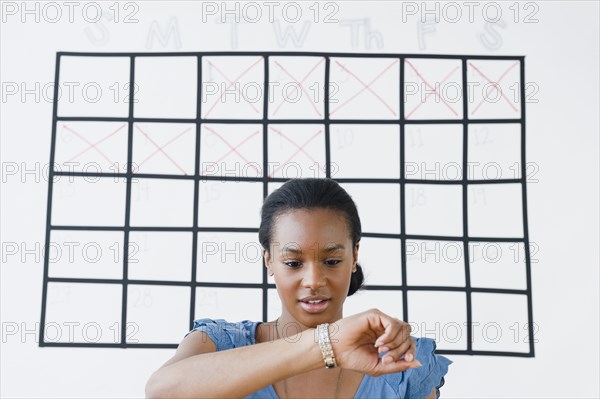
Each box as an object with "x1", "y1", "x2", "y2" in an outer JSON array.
[{"x1": 258, "y1": 178, "x2": 364, "y2": 296}]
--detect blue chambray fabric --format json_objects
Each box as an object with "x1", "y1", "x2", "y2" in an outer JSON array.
[{"x1": 185, "y1": 318, "x2": 452, "y2": 398}]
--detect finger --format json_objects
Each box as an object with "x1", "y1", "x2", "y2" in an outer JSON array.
[
  {"x1": 404, "y1": 336, "x2": 417, "y2": 362},
  {"x1": 376, "y1": 327, "x2": 400, "y2": 354},
  {"x1": 380, "y1": 337, "x2": 413, "y2": 364},
  {"x1": 394, "y1": 336, "x2": 417, "y2": 362},
  {"x1": 379, "y1": 336, "x2": 416, "y2": 363},
  {"x1": 374, "y1": 317, "x2": 407, "y2": 348},
  {"x1": 377, "y1": 323, "x2": 410, "y2": 354},
  {"x1": 376, "y1": 322, "x2": 411, "y2": 353},
  {"x1": 383, "y1": 333, "x2": 416, "y2": 362},
  {"x1": 375, "y1": 355, "x2": 422, "y2": 375}
]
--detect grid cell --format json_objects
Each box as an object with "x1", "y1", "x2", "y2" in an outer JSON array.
[
  {"x1": 329, "y1": 57, "x2": 400, "y2": 120},
  {"x1": 128, "y1": 231, "x2": 193, "y2": 282},
  {"x1": 339, "y1": 182, "x2": 401, "y2": 235},
  {"x1": 196, "y1": 232, "x2": 263, "y2": 284},
  {"x1": 54, "y1": 121, "x2": 128, "y2": 173},
  {"x1": 132, "y1": 122, "x2": 196, "y2": 176},
  {"x1": 200, "y1": 124, "x2": 263, "y2": 178},
  {"x1": 405, "y1": 184, "x2": 463, "y2": 237},
  {"x1": 467, "y1": 59, "x2": 521, "y2": 119},
  {"x1": 197, "y1": 180, "x2": 263, "y2": 228},
  {"x1": 44, "y1": 282, "x2": 122, "y2": 344},
  {"x1": 330, "y1": 124, "x2": 400, "y2": 179},
  {"x1": 357, "y1": 237, "x2": 402, "y2": 286},
  {"x1": 404, "y1": 124, "x2": 463, "y2": 181},
  {"x1": 468, "y1": 183, "x2": 524, "y2": 237},
  {"x1": 268, "y1": 56, "x2": 325, "y2": 119},
  {"x1": 202, "y1": 56, "x2": 265, "y2": 119},
  {"x1": 135, "y1": 56, "x2": 198, "y2": 119},
  {"x1": 468, "y1": 124, "x2": 522, "y2": 180},
  {"x1": 51, "y1": 176, "x2": 126, "y2": 227},
  {"x1": 129, "y1": 178, "x2": 195, "y2": 227},
  {"x1": 471, "y1": 293, "x2": 530, "y2": 352},
  {"x1": 406, "y1": 239, "x2": 466, "y2": 287},
  {"x1": 48, "y1": 230, "x2": 124, "y2": 280},
  {"x1": 267, "y1": 124, "x2": 326, "y2": 179},
  {"x1": 58, "y1": 56, "x2": 130, "y2": 117},
  {"x1": 469, "y1": 241, "x2": 527, "y2": 290},
  {"x1": 408, "y1": 291, "x2": 467, "y2": 350},
  {"x1": 127, "y1": 285, "x2": 190, "y2": 344},
  {"x1": 195, "y1": 287, "x2": 262, "y2": 322},
  {"x1": 404, "y1": 58, "x2": 463, "y2": 120}
]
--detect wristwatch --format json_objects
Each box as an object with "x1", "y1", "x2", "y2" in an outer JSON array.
[{"x1": 317, "y1": 323, "x2": 338, "y2": 368}]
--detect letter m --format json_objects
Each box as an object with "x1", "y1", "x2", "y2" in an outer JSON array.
[{"x1": 146, "y1": 17, "x2": 182, "y2": 49}]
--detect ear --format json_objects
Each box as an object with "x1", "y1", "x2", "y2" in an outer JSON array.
[
  {"x1": 263, "y1": 249, "x2": 274, "y2": 276},
  {"x1": 352, "y1": 243, "x2": 360, "y2": 272}
]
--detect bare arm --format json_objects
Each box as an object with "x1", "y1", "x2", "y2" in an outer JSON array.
[
  {"x1": 145, "y1": 309, "x2": 421, "y2": 398},
  {"x1": 145, "y1": 328, "x2": 323, "y2": 398}
]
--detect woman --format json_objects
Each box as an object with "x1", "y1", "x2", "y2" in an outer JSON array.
[{"x1": 146, "y1": 178, "x2": 452, "y2": 398}]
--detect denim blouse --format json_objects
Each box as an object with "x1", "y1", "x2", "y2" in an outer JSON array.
[{"x1": 185, "y1": 318, "x2": 452, "y2": 399}]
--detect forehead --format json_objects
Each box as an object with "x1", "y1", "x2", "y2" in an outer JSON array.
[{"x1": 271, "y1": 208, "x2": 351, "y2": 252}]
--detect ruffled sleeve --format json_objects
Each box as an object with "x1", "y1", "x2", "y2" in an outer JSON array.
[
  {"x1": 404, "y1": 337, "x2": 452, "y2": 399},
  {"x1": 184, "y1": 318, "x2": 257, "y2": 351}
]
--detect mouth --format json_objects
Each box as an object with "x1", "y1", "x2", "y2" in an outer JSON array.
[{"x1": 298, "y1": 298, "x2": 331, "y2": 313}]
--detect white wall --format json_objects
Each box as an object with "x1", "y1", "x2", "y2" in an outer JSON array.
[{"x1": 1, "y1": 1, "x2": 598, "y2": 398}]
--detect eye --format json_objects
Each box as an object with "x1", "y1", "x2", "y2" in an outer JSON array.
[
  {"x1": 325, "y1": 259, "x2": 342, "y2": 267},
  {"x1": 283, "y1": 260, "x2": 302, "y2": 268}
]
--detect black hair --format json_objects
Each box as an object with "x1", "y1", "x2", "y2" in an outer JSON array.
[{"x1": 258, "y1": 178, "x2": 365, "y2": 296}]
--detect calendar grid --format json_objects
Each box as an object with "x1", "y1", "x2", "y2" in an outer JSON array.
[{"x1": 41, "y1": 51, "x2": 533, "y2": 357}]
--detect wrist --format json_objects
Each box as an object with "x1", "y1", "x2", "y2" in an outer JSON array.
[{"x1": 298, "y1": 328, "x2": 326, "y2": 371}]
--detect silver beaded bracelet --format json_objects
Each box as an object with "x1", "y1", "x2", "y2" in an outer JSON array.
[{"x1": 317, "y1": 323, "x2": 337, "y2": 368}]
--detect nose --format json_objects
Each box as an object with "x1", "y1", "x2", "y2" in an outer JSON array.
[{"x1": 301, "y1": 263, "x2": 326, "y2": 290}]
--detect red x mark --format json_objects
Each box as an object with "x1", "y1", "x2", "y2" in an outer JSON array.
[
  {"x1": 63, "y1": 123, "x2": 126, "y2": 164},
  {"x1": 469, "y1": 61, "x2": 519, "y2": 115},
  {"x1": 405, "y1": 65, "x2": 460, "y2": 119},
  {"x1": 330, "y1": 59, "x2": 399, "y2": 117},
  {"x1": 201, "y1": 126, "x2": 261, "y2": 176},
  {"x1": 134, "y1": 125, "x2": 192, "y2": 175},
  {"x1": 204, "y1": 57, "x2": 264, "y2": 117},
  {"x1": 405, "y1": 60, "x2": 460, "y2": 117},
  {"x1": 272, "y1": 58, "x2": 324, "y2": 117},
  {"x1": 268, "y1": 126, "x2": 324, "y2": 178}
]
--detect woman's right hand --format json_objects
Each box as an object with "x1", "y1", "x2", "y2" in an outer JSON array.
[{"x1": 329, "y1": 308, "x2": 421, "y2": 376}]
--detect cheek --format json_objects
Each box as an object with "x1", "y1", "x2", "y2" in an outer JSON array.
[{"x1": 276, "y1": 276, "x2": 299, "y2": 297}]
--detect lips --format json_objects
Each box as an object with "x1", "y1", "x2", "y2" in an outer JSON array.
[{"x1": 298, "y1": 296, "x2": 331, "y2": 313}]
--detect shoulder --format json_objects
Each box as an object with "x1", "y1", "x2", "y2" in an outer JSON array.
[
  {"x1": 184, "y1": 318, "x2": 261, "y2": 351},
  {"x1": 403, "y1": 337, "x2": 453, "y2": 399}
]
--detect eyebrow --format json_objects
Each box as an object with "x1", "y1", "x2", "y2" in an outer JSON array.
[{"x1": 280, "y1": 244, "x2": 345, "y2": 255}]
